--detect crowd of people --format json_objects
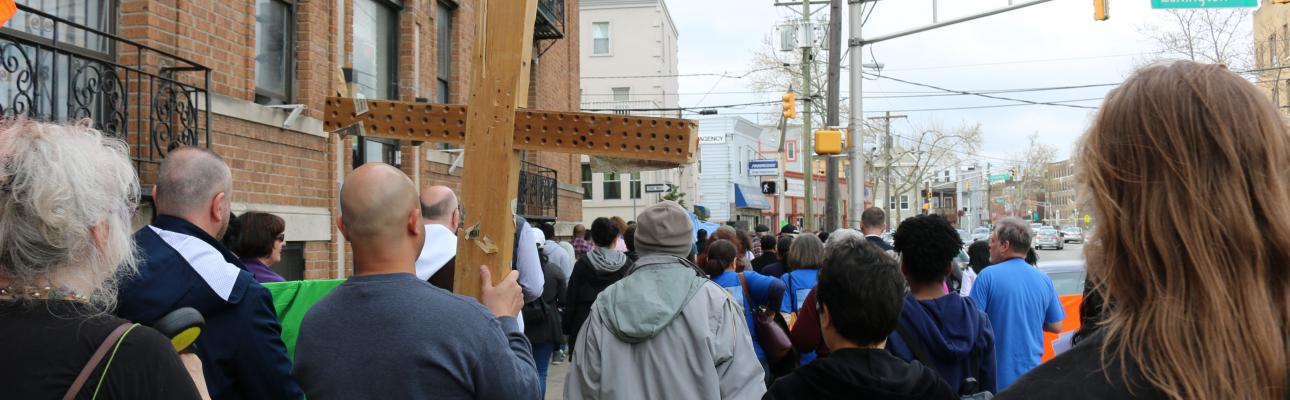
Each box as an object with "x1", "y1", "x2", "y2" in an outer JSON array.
[{"x1": 2, "y1": 60, "x2": 1289, "y2": 400}]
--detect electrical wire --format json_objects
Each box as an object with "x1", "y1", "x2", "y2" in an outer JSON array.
[{"x1": 865, "y1": 72, "x2": 1100, "y2": 110}]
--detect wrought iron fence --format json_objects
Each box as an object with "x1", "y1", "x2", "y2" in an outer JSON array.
[
  {"x1": 518, "y1": 161, "x2": 559, "y2": 221},
  {"x1": 0, "y1": 4, "x2": 210, "y2": 171}
]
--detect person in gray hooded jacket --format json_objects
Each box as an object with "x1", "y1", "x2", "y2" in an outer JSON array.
[
  {"x1": 565, "y1": 202, "x2": 766, "y2": 400},
  {"x1": 562, "y1": 217, "x2": 631, "y2": 351}
]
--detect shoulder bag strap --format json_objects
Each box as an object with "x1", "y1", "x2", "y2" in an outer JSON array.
[
  {"x1": 738, "y1": 272, "x2": 755, "y2": 311},
  {"x1": 64, "y1": 323, "x2": 135, "y2": 400},
  {"x1": 895, "y1": 322, "x2": 934, "y2": 368}
]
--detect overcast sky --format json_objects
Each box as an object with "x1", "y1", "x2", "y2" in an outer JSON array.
[{"x1": 663, "y1": 0, "x2": 1255, "y2": 166}]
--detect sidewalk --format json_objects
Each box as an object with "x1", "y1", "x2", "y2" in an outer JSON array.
[{"x1": 545, "y1": 361, "x2": 569, "y2": 400}]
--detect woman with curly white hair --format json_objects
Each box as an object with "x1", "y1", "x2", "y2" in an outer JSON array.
[{"x1": 0, "y1": 120, "x2": 202, "y2": 399}]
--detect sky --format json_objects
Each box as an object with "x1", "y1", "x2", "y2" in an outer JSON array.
[{"x1": 662, "y1": 0, "x2": 1256, "y2": 165}]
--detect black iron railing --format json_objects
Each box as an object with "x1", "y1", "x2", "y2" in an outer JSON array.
[
  {"x1": 0, "y1": 4, "x2": 211, "y2": 171},
  {"x1": 534, "y1": 0, "x2": 565, "y2": 41},
  {"x1": 518, "y1": 161, "x2": 559, "y2": 221}
]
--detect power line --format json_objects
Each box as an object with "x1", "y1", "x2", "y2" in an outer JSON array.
[
  {"x1": 581, "y1": 82, "x2": 1119, "y2": 98},
  {"x1": 866, "y1": 72, "x2": 1100, "y2": 110},
  {"x1": 871, "y1": 97, "x2": 1104, "y2": 113}
]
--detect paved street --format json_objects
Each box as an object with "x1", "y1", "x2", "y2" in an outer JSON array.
[
  {"x1": 546, "y1": 361, "x2": 569, "y2": 400},
  {"x1": 1034, "y1": 242, "x2": 1085, "y2": 263}
]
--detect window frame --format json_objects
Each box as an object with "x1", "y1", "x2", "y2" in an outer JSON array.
[
  {"x1": 254, "y1": 0, "x2": 296, "y2": 105},
  {"x1": 900, "y1": 195, "x2": 909, "y2": 210},
  {"x1": 352, "y1": 0, "x2": 402, "y2": 100},
  {"x1": 352, "y1": 137, "x2": 402, "y2": 169},
  {"x1": 435, "y1": 0, "x2": 454, "y2": 104},
  {"x1": 592, "y1": 21, "x2": 610, "y2": 55},
  {"x1": 611, "y1": 86, "x2": 630, "y2": 102},
  {"x1": 603, "y1": 171, "x2": 622, "y2": 200},
  {"x1": 581, "y1": 163, "x2": 593, "y2": 200}
]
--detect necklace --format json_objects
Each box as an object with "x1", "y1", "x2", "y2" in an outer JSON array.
[{"x1": 0, "y1": 286, "x2": 90, "y2": 303}]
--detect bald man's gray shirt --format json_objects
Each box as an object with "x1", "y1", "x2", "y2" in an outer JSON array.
[{"x1": 293, "y1": 273, "x2": 540, "y2": 400}]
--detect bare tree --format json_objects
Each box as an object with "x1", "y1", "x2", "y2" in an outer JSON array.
[
  {"x1": 1006, "y1": 133, "x2": 1058, "y2": 219},
  {"x1": 1137, "y1": 9, "x2": 1253, "y2": 71},
  {"x1": 880, "y1": 122, "x2": 983, "y2": 224},
  {"x1": 747, "y1": 36, "x2": 850, "y2": 130}
]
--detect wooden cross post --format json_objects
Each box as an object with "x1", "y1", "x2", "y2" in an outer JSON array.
[{"x1": 324, "y1": 0, "x2": 697, "y2": 299}]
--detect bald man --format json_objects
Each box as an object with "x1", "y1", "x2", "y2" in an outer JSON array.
[
  {"x1": 293, "y1": 164, "x2": 540, "y2": 400},
  {"x1": 415, "y1": 185, "x2": 460, "y2": 286},
  {"x1": 116, "y1": 147, "x2": 302, "y2": 400},
  {"x1": 414, "y1": 185, "x2": 544, "y2": 331}
]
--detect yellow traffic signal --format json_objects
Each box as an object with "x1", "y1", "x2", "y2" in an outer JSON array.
[
  {"x1": 1274, "y1": 0, "x2": 1289, "y2": 4},
  {"x1": 966, "y1": 179, "x2": 971, "y2": 190},
  {"x1": 814, "y1": 129, "x2": 842, "y2": 154},
  {"x1": 1010, "y1": 167, "x2": 1017, "y2": 179},
  {"x1": 1093, "y1": 0, "x2": 1109, "y2": 21},
  {"x1": 782, "y1": 92, "x2": 797, "y2": 120}
]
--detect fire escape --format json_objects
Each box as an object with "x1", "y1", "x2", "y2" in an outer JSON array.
[{"x1": 517, "y1": 0, "x2": 566, "y2": 223}]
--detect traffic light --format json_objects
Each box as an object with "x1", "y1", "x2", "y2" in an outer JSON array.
[
  {"x1": 1010, "y1": 167, "x2": 1017, "y2": 180},
  {"x1": 1093, "y1": 0, "x2": 1109, "y2": 20},
  {"x1": 966, "y1": 178, "x2": 971, "y2": 190},
  {"x1": 782, "y1": 92, "x2": 798, "y2": 120},
  {"x1": 814, "y1": 129, "x2": 842, "y2": 154},
  {"x1": 1274, "y1": 0, "x2": 1289, "y2": 4}
]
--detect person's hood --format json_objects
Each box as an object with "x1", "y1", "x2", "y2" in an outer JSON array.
[
  {"x1": 117, "y1": 215, "x2": 250, "y2": 323},
  {"x1": 594, "y1": 255, "x2": 708, "y2": 343},
  {"x1": 901, "y1": 293, "x2": 985, "y2": 359},
  {"x1": 586, "y1": 246, "x2": 629, "y2": 276},
  {"x1": 790, "y1": 348, "x2": 949, "y2": 399},
  {"x1": 415, "y1": 224, "x2": 457, "y2": 280}
]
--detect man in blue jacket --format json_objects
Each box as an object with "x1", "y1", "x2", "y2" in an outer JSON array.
[
  {"x1": 887, "y1": 214, "x2": 997, "y2": 395},
  {"x1": 116, "y1": 147, "x2": 301, "y2": 400}
]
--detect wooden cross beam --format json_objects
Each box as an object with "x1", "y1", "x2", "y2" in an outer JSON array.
[{"x1": 324, "y1": 0, "x2": 697, "y2": 299}]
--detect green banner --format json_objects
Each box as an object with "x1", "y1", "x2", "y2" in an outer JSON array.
[{"x1": 1151, "y1": 0, "x2": 1257, "y2": 9}]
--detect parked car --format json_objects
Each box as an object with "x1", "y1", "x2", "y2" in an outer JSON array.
[
  {"x1": 1061, "y1": 226, "x2": 1084, "y2": 244},
  {"x1": 1033, "y1": 228, "x2": 1064, "y2": 250},
  {"x1": 971, "y1": 227, "x2": 991, "y2": 242},
  {"x1": 1038, "y1": 260, "x2": 1085, "y2": 363}
]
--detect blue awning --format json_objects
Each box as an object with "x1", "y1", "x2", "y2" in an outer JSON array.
[{"x1": 734, "y1": 183, "x2": 771, "y2": 210}]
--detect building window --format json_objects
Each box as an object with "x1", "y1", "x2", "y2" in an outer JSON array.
[
  {"x1": 629, "y1": 172, "x2": 641, "y2": 199},
  {"x1": 888, "y1": 196, "x2": 896, "y2": 209},
  {"x1": 900, "y1": 195, "x2": 909, "y2": 210},
  {"x1": 611, "y1": 87, "x2": 630, "y2": 101},
  {"x1": 581, "y1": 163, "x2": 593, "y2": 199},
  {"x1": 254, "y1": 0, "x2": 293, "y2": 105},
  {"x1": 270, "y1": 241, "x2": 305, "y2": 281},
  {"x1": 603, "y1": 172, "x2": 621, "y2": 200},
  {"x1": 786, "y1": 140, "x2": 798, "y2": 162},
  {"x1": 592, "y1": 22, "x2": 610, "y2": 55},
  {"x1": 436, "y1": 1, "x2": 453, "y2": 103},
  {"x1": 1272, "y1": 34, "x2": 1279, "y2": 67},
  {"x1": 352, "y1": 137, "x2": 401, "y2": 168},
  {"x1": 353, "y1": 0, "x2": 400, "y2": 99}
]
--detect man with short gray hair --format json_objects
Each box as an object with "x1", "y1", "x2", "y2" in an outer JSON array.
[
  {"x1": 860, "y1": 207, "x2": 893, "y2": 251},
  {"x1": 117, "y1": 147, "x2": 302, "y2": 400},
  {"x1": 968, "y1": 217, "x2": 1064, "y2": 390}
]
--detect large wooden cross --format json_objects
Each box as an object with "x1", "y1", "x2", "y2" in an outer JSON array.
[{"x1": 324, "y1": 0, "x2": 697, "y2": 299}]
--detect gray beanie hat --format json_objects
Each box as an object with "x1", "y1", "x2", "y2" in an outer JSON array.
[{"x1": 634, "y1": 201, "x2": 695, "y2": 257}]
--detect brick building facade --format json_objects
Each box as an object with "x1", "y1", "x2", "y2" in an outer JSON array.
[{"x1": 6, "y1": 0, "x2": 581, "y2": 280}]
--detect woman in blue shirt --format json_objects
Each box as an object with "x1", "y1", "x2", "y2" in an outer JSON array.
[
  {"x1": 779, "y1": 234, "x2": 825, "y2": 364},
  {"x1": 702, "y1": 239, "x2": 785, "y2": 384}
]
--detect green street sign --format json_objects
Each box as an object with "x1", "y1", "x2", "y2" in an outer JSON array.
[
  {"x1": 988, "y1": 174, "x2": 1010, "y2": 182},
  {"x1": 994, "y1": 197, "x2": 1006, "y2": 204},
  {"x1": 1151, "y1": 0, "x2": 1257, "y2": 9}
]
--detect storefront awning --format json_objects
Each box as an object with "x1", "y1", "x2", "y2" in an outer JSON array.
[{"x1": 734, "y1": 183, "x2": 771, "y2": 210}]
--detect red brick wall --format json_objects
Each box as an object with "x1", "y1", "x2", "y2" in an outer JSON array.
[{"x1": 115, "y1": 0, "x2": 582, "y2": 279}]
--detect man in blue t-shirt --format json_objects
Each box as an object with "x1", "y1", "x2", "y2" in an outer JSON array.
[{"x1": 969, "y1": 217, "x2": 1064, "y2": 390}]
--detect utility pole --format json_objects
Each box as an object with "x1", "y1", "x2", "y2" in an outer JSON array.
[
  {"x1": 823, "y1": 0, "x2": 842, "y2": 232},
  {"x1": 868, "y1": 112, "x2": 905, "y2": 226},
  {"x1": 846, "y1": 0, "x2": 865, "y2": 230},
  {"x1": 799, "y1": 0, "x2": 815, "y2": 232}
]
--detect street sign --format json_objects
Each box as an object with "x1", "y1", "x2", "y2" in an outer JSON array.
[
  {"x1": 988, "y1": 174, "x2": 1010, "y2": 182},
  {"x1": 1151, "y1": 0, "x2": 1257, "y2": 8},
  {"x1": 644, "y1": 183, "x2": 671, "y2": 193},
  {"x1": 748, "y1": 159, "x2": 779, "y2": 176},
  {"x1": 994, "y1": 197, "x2": 1006, "y2": 204}
]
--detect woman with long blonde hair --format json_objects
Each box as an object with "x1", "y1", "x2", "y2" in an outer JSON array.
[{"x1": 1000, "y1": 61, "x2": 1290, "y2": 399}]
